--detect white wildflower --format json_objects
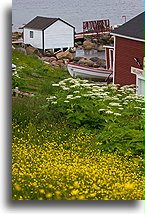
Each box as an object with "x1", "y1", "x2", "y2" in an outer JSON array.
[
  {"x1": 51, "y1": 101, "x2": 57, "y2": 104},
  {"x1": 64, "y1": 100, "x2": 70, "y2": 103},
  {"x1": 114, "y1": 113, "x2": 121, "y2": 116},
  {"x1": 73, "y1": 91, "x2": 80, "y2": 93},
  {"x1": 46, "y1": 96, "x2": 57, "y2": 101},
  {"x1": 59, "y1": 82, "x2": 66, "y2": 86},
  {"x1": 109, "y1": 103, "x2": 121, "y2": 106},
  {"x1": 18, "y1": 66, "x2": 24, "y2": 69},
  {"x1": 134, "y1": 107, "x2": 142, "y2": 109},
  {"x1": 83, "y1": 94, "x2": 90, "y2": 97},
  {"x1": 75, "y1": 96, "x2": 81, "y2": 98},
  {"x1": 70, "y1": 85, "x2": 79, "y2": 88},
  {"x1": 111, "y1": 97, "x2": 120, "y2": 100},
  {"x1": 52, "y1": 83, "x2": 59, "y2": 86},
  {"x1": 67, "y1": 95, "x2": 73, "y2": 99},
  {"x1": 105, "y1": 110, "x2": 114, "y2": 114},
  {"x1": 62, "y1": 87, "x2": 70, "y2": 90}
]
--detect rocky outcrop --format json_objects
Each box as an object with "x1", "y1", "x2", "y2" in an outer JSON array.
[
  {"x1": 73, "y1": 57, "x2": 84, "y2": 63},
  {"x1": 12, "y1": 32, "x2": 23, "y2": 40},
  {"x1": 97, "y1": 45, "x2": 105, "y2": 52},
  {"x1": 45, "y1": 50, "x2": 55, "y2": 57},
  {"x1": 56, "y1": 51, "x2": 74, "y2": 61},
  {"x1": 69, "y1": 47, "x2": 76, "y2": 53},
  {"x1": 15, "y1": 47, "x2": 27, "y2": 55},
  {"x1": 83, "y1": 41, "x2": 96, "y2": 50},
  {"x1": 75, "y1": 33, "x2": 114, "y2": 52},
  {"x1": 42, "y1": 56, "x2": 57, "y2": 63},
  {"x1": 92, "y1": 38, "x2": 98, "y2": 44},
  {"x1": 26, "y1": 46, "x2": 42, "y2": 57},
  {"x1": 89, "y1": 57, "x2": 106, "y2": 68},
  {"x1": 78, "y1": 58, "x2": 94, "y2": 67},
  {"x1": 12, "y1": 88, "x2": 34, "y2": 97}
]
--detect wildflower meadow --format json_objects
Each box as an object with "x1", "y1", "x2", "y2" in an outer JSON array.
[{"x1": 12, "y1": 51, "x2": 144, "y2": 200}]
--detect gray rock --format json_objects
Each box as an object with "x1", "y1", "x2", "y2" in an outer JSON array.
[
  {"x1": 78, "y1": 58, "x2": 94, "y2": 67},
  {"x1": 97, "y1": 45, "x2": 105, "y2": 52},
  {"x1": 15, "y1": 47, "x2": 27, "y2": 55},
  {"x1": 73, "y1": 57, "x2": 84, "y2": 62},
  {"x1": 83, "y1": 41, "x2": 96, "y2": 50},
  {"x1": 26, "y1": 46, "x2": 42, "y2": 57},
  {"x1": 89, "y1": 57, "x2": 106, "y2": 68}
]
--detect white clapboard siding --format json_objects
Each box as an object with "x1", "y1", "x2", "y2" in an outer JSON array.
[
  {"x1": 23, "y1": 28, "x2": 43, "y2": 49},
  {"x1": 44, "y1": 20, "x2": 74, "y2": 49}
]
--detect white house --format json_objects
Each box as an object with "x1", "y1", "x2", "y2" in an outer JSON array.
[{"x1": 23, "y1": 16, "x2": 75, "y2": 53}]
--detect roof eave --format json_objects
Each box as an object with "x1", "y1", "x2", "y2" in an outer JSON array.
[
  {"x1": 23, "y1": 17, "x2": 75, "y2": 31},
  {"x1": 110, "y1": 32, "x2": 145, "y2": 42}
]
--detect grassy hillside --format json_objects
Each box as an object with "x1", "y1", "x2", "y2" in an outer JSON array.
[
  {"x1": 12, "y1": 50, "x2": 70, "y2": 95},
  {"x1": 12, "y1": 50, "x2": 144, "y2": 200}
]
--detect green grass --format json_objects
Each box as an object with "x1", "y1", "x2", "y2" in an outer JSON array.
[{"x1": 12, "y1": 50, "x2": 69, "y2": 95}]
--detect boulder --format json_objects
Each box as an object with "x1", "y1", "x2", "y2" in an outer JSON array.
[
  {"x1": 92, "y1": 38, "x2": 98, "y2": 44},
  {"x1": 45, "y1": 50, "x2": 55, "y2": 57},
  {"x1": 93, "y1": 63, "x2": 100, "y2": 68},
  {"x1": 42, "y1": 56, "x2": 57, "y2": 63},
  {"x1": 89, "y1": 57, "x2": 100, "y2": 63},
  {"x1": 102, "y1": 34, "x2": 110, "y2": 42},
  {"x1": 78, "y1": 58, "x2": 94, "y2": 67},
  {"x1": 57, "y1": 59, "x2": 64, "y2": 64},
  {"x1": 89, "y1": 57, "x2": 106, "y2": 68},
  {"x1": 42, "y1": 56, "x2": 51, "y2": 62},
  {"x1": 69, "y1": 47, "x2": 76, "y2": 53},
  {"x1": 83, "y1": 41, "x2": 96, "y2": 50},
  {"x1": 73, "y1": 56, "x2": 84, "y2": 62},
  {"x1": 62, "y1": 59, "x2": 70, "y2": 63},
  {"x1": 56, "y1": 51, "x2": 74, "y2": 61},
  {"x1": 51, "y1": 60, "x2": 59, "y2": 67},
  {"x1": 97, "y1": 45, "x2": 105, "y2": 52},
  {"x1": 12, "y1": 32, "x2": 22, "y2": 40},
  {"x1": 75, "y1": 42, "x2": 79, "y2": 48},
  {"x1": 15, "y1": 47, "x2": 27, "y2": 55},
  {"x1": 51, "y1": 60, "x2": 64, "y2": 68},
  {"x1": 98, "y1": 59, "x2": 106, "y2": 68},
  {"x1": 75, "y1": 41, "x2": 83, "y2": 46},
  {"x1": 26, "y1": 46, "x2": 42, "y2": 57}
]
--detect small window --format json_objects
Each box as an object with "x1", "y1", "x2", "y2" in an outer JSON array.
[{"x1": 30, "y1": 31, "x2": 33, "y2": 38}]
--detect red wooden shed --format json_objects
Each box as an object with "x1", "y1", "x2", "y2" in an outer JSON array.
[{"x1": 105, "y1": 12, "x2": 144, "y2": 95}]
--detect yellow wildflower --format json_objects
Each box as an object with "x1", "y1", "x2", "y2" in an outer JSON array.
[
  {"x1": 71, "y1": 189, "x2": 79, "y2": 196},
  {"x1": 46, "y1": 193, "x2": 52, "y2": 198}
]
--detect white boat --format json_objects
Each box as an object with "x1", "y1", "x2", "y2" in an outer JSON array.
[{"x1": 67, "y1": 62, "x2": 113, "y2": 82}]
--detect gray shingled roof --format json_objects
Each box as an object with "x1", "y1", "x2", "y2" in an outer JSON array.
[
  {"x1": 111, "y1": 12, "x2": 144, "y2": 40},
  {"x1": 24, "y1": 16, "x2": 75, "y2": 30}
]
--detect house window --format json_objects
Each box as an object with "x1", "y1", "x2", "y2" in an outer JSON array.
[{"x1": 30, "y1": 31, "x2": 34, "y2": 38}]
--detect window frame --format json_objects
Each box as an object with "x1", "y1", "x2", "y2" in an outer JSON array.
[{"x1": 30, "y1": 31, "x2": 34, "y2": 38}]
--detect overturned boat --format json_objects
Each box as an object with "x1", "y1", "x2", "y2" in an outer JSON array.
[{"x1": 67, "y1": 62, "x2": 113, "y2": 83}]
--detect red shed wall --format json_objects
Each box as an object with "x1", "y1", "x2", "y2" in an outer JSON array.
[{"x1": 114, "y1": 37, "x2": 144, "y2": 86}]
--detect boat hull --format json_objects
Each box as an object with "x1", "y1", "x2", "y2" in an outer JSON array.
[{"x1": 67, "y1": 62, "x2": 113, "y2": 81}]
